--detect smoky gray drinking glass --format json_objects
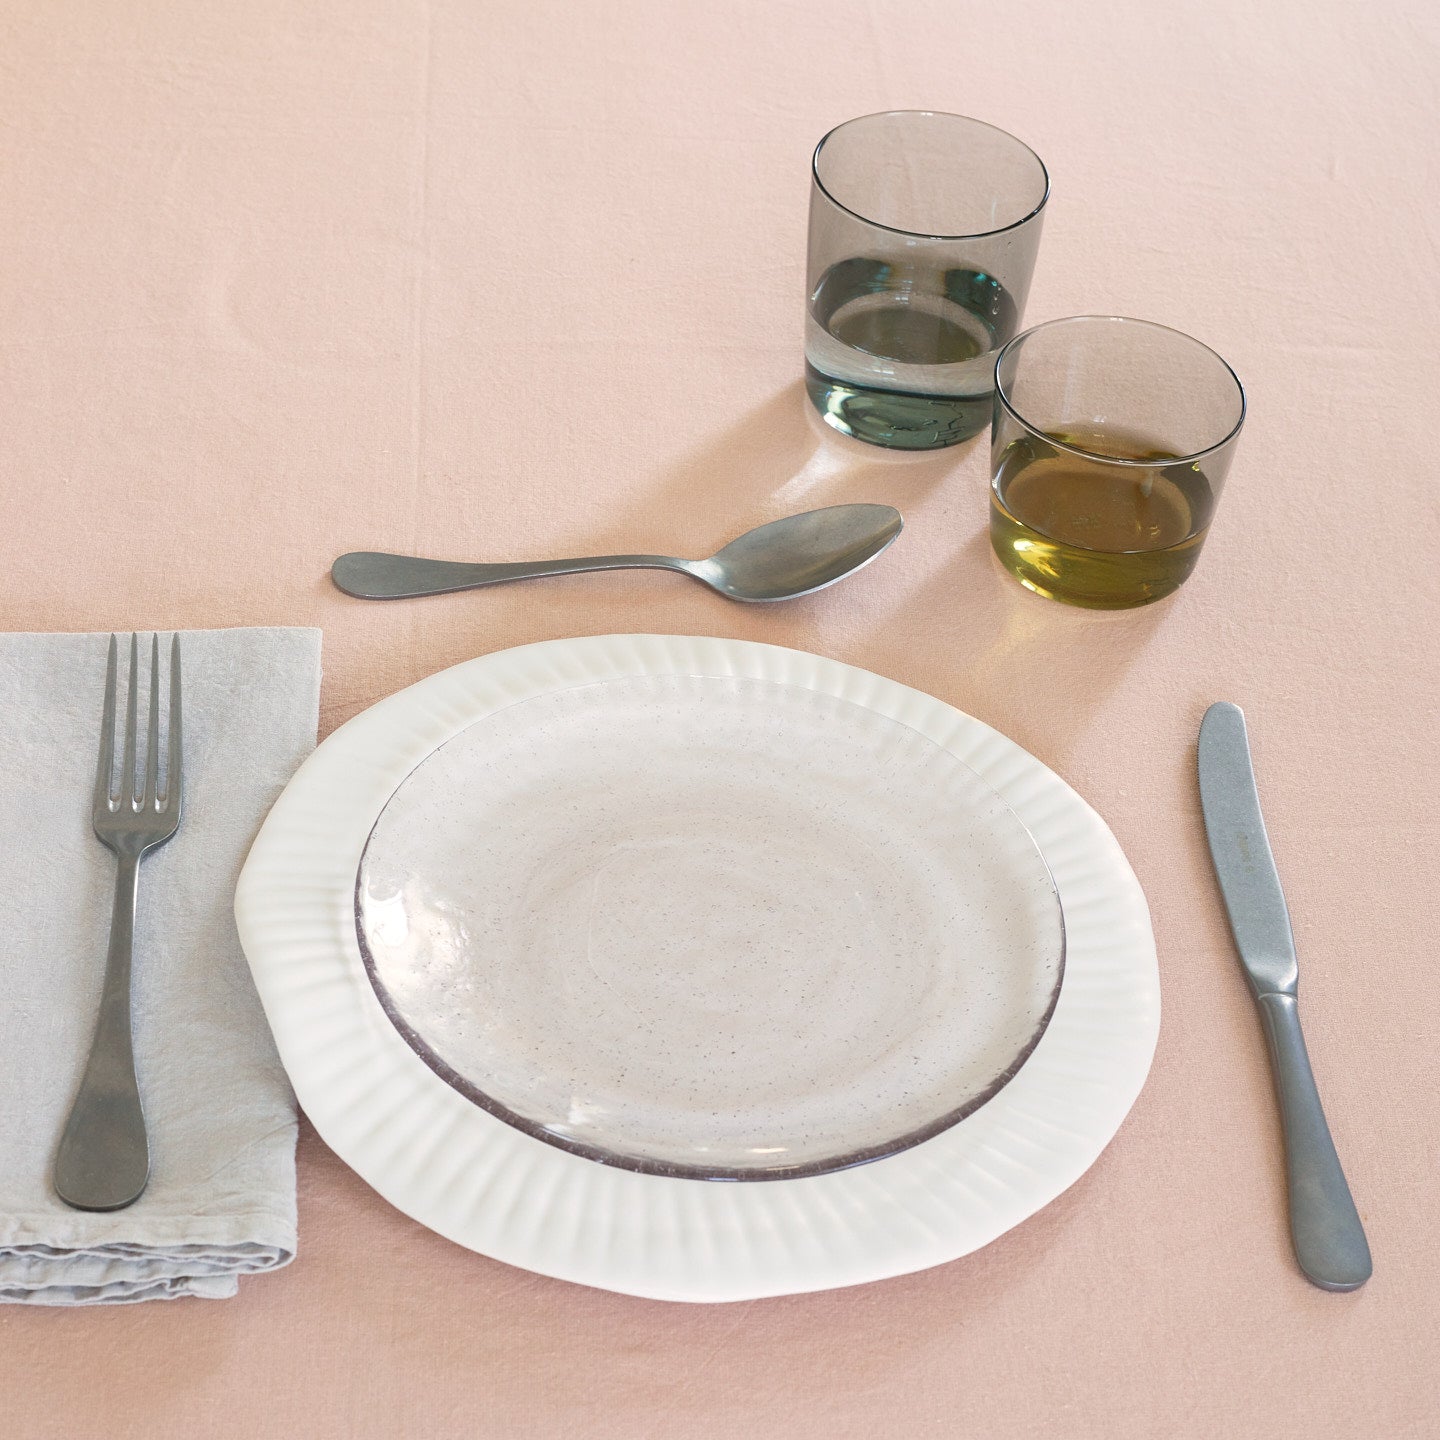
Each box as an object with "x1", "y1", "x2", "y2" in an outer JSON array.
[
  {"x1": 990, "y1": 316, "x2": 1246, "y2": 608},
  {"x1": 805, "y1": 111, "x2": 1049, "y2": 450}
]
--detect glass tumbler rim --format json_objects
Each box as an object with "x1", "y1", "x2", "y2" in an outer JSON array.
[
  {"x1": 811, "y1": 110, "x2": 1051, "y2": 242},
  {"x1": 994, "y1": 315, "x2": 1247, "y2": 468}
]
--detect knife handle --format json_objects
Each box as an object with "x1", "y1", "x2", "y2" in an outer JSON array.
[{"x1": 1255, "y1": 992, "x2": 1372, "y2": 1291}]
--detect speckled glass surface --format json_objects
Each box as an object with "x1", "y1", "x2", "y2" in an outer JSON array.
[{"x1": 355, "y1": 674, "x2": 1063, "y2": 1179}]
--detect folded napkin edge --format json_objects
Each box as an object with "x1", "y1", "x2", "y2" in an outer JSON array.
[
  {"x1": 0, "y1": 1206, "x2": 298, "y2": 1252},
  {"x1": 1, "y1": 625, "x2": 322, "y2": 640}
]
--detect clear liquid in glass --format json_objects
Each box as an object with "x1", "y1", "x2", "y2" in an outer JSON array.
[{"x1": 805, "y1": 258, "x2": 1015, "y2": 450}]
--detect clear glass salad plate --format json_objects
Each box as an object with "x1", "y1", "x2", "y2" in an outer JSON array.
[{"x1": 354, "y1": 673, "x2": 1065, "y2": 1181}]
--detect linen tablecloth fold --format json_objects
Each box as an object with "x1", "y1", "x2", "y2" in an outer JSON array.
[{"x1": 0, "y1": 628, "x2": 321, "y2": 1303}]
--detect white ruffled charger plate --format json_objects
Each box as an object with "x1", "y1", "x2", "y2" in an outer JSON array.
[{"x1": 235, "y1": 635, "x2": 1159, "y2": 1302}]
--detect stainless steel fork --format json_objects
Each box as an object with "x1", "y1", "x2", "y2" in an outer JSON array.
[{"x1": 54, "y1": 634, "x2": 183, "y2": 1212}]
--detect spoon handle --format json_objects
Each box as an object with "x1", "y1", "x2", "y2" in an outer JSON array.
[{"x1": 331, "y1": 551, "x2": 684, "y2": 599}]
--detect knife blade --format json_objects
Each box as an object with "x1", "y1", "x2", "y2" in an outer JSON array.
[
  {"x1": 1197, "y1": 701, "x2": 1299, "y2": 998},
  {"x1": 1197, "y1": 701, "x2": 1371, "y2": 1292}
]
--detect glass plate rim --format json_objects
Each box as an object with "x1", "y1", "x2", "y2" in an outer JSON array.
[{"x1": 351, "y1": 673, "x2": 1067, "y2": 1182}]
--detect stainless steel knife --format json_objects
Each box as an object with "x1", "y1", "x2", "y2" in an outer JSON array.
[{"x1": 1197, "y1": 701, "x2": 1371, "y2": 1291}]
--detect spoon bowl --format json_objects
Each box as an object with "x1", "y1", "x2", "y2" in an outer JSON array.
[{"x1": 687, "y1": 504, "x2": 903, "y2": 602}]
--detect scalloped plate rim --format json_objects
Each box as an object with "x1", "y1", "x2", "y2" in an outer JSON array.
[{"x1": 234, "y1": 634, "x2": 1159, "y2": 1302}]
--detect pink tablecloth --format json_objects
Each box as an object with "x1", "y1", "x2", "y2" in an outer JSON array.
[{"x1": 3, "y1": 1, "x2": 1436, "y2": 1434}]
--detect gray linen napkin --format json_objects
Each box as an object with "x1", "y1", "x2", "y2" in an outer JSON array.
[{"x1": 0, "y1": 628, "x2": 321, "y2": 1303}]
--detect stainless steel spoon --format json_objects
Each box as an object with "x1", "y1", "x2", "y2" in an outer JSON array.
[{"x1": 331, "y1": 503, "x2": 903, "y2": 603}]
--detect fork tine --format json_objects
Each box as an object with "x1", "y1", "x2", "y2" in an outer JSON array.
[
  {"x1": 164, "y1": 634, "x2": 183, "y2": 814},
  {"x1": 93, "y1": 635, "x2": 118, "y2": 813},
  {"x1": 121, "y1": 633, "x2": 140, "y2": 806},
  {"x1": 142, "y1": 633, "x2": 161, "y2": 808}
]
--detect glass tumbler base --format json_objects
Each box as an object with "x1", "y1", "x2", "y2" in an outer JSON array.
[{"x1": 805, "y1": 364, "x2": 989, "y2": 450}]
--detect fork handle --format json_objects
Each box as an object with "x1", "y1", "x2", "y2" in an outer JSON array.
[
  {"x1": 1256, "y1": 992, "x2": 1372, "y2": 1291},
  {"x1": 54, "y1": 851, "x2": 151, "y2": 1211}
]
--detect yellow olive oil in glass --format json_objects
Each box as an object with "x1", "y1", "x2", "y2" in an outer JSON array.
[{"x1": 990, "y1": 427, "x2": 1216, "y2": 608}]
